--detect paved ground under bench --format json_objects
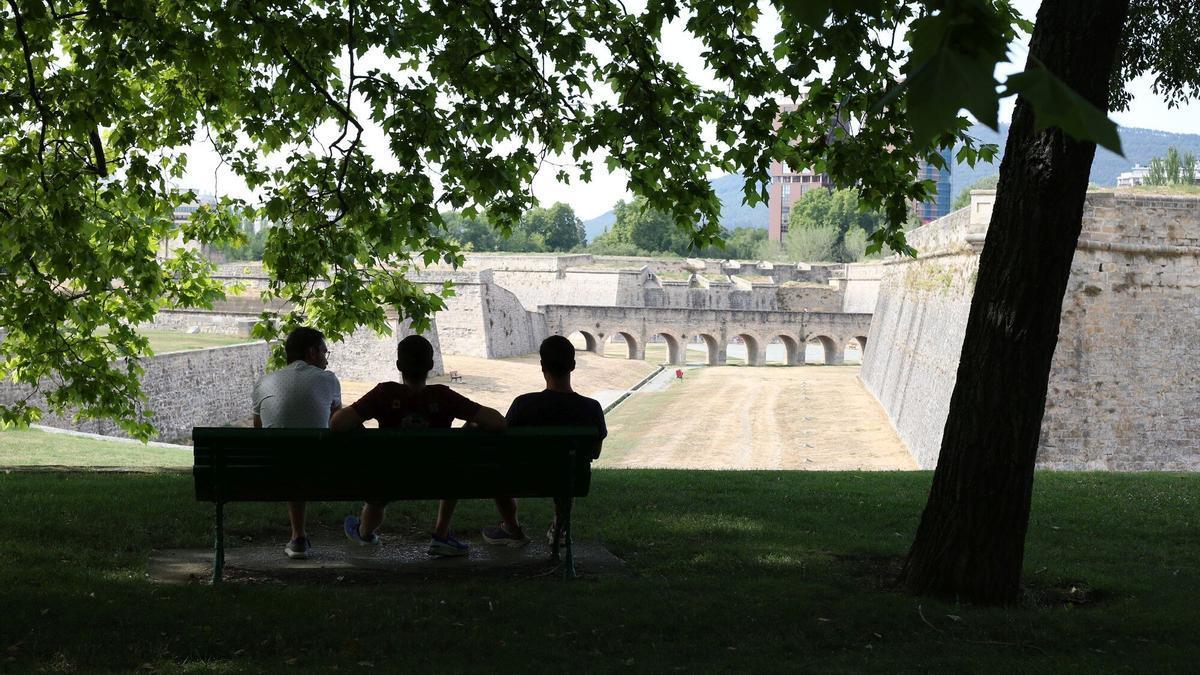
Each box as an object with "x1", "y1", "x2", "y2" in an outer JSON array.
[{"x1": 149, "y1": 540, "x2": 626, "y2": 584}]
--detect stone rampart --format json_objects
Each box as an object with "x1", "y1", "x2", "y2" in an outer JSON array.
[
  {"x1": 0, "y1": 342, "x2": 270, "y2": 443},
  {"x1": 838, "y1": 263, "x2": 884, "y2": 313},
  {"x1": 862, "y1": 190, "x2": 1200, "y2": 471}
]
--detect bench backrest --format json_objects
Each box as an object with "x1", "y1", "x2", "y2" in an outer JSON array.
[{"x1": 193, "y1": 426, "x2": 598, "y2": 503}]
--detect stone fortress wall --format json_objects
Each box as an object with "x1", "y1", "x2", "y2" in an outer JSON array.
[
  {"x1": 861, "y1": 190, "x2": 1200, "y2": 471},
  {"x1": 0, "y1": 342, "x2": 270, "y2": 443},
  {"x1": 3, "y1": 251, "x2": 876, "y2": 442}
]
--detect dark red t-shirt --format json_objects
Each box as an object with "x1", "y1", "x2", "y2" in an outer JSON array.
[{"x1": 350, "y1": 382, "x2": 482, "y2": 429}]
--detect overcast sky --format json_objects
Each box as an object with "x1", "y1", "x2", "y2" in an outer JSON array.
[{"x1": 181, "y1": 1, "x2": 1200, "y2": 221}]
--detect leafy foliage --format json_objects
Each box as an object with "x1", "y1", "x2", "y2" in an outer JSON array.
[
  {"x1": 209, "y1": 220, "x2": 271, "y2": 262},
  {"x1": 589, "y1": 196, "x2": 764, "y2": 259},
  {"x1": 782, "y1": 224, "x2": 840, "y2": 263},
  {"x1": 441, "y1": 203, "x2": 585, "y2": 253},
  {"x1": 1145, "y1": 146, "x2": 1198, "y2": 186}
]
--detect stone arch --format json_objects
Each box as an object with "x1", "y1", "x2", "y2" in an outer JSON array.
[
  {"x1": 844, "y1": 335, "x2": 868, "y2": 363},
  {"x1": 807, "y1": 334, "x2": 840, "y2": 365},
  {"x1": 647, "y1": 331, "x2": 685, "y2": 365},
  {"x1": 766, "y1": 334, "x2": 802, "y2": 366},
  {"x1": 606, "y1": 330, "x2": 640, "y2": 360},
  {"x1": 692, "y1": 333, "x2": 724, "y2": 365},
  {"x1": 732, "y1": 332, "x2": 763, "y2": 366},
  {"x1": 565, "y1": 330, "x2": 600, "y2": 354}
]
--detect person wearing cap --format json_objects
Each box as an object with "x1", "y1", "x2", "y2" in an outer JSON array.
[
  {"x1": 481, "y1": 335, "x2": 607, "y2": 548},
  {"x1": 330, "y1": 334, "x2": 505, "y2": 557}
]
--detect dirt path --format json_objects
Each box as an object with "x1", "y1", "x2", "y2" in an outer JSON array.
[{"x1": 598, "y1": 366, "x2": 914, "y2": 470}]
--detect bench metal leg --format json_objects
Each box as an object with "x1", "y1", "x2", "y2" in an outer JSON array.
[
  {"x1": 562, "y1": 500, "x2": 576, "y2": 580},
  {"x1": 213, "y1": 502, "x2": 225, "y2": 584}
]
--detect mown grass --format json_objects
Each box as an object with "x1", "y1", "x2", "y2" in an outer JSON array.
[
  {"x1": 141, "y1": 330, "x2": 253, "y2": 354},
  {"x1": 0, "y1": 468, "x2": 1197, "y2": 672},
  {"x1": 0, "y1": 428, "x2": 190, "y2": 468}
]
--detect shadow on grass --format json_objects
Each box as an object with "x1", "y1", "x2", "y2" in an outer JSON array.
[{"x1": 0, "y1": 469, "x2": 1197, "y2": 671}]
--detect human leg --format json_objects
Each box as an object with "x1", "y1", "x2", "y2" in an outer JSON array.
[
  {"x1": 494, "y1": 497, "x2": 521, "y2": 531},
  {"x1": 433, "y1": 499, "x2": 457, "y2": 538},
  {"x1": 481, "y1": 497, "x2": 529, "y2": 547},
  {"x1": 344, "y1": 502, "x2": 385, "y2": 546},
  {"x1": 429, "y1": 500, "x2": 469, "y2": 556},
  {"x1": 283, "y1": 501, "x2": 311, "y2": 559},
  {"x1": 287, "y1": 501, "x2": 307, "y2": 540},
  {"x1": 360, "y1": 502, "x2": 386, "y2": 538}
]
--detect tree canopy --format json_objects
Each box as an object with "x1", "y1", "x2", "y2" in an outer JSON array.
[
  {"x1": 441, "y1": 202, "x2": 585, "y2": 253},
  {"x1": 591, "y1": 196, "x2": 766, "y2": 259},
  {"x1": 0, "y1": 0, "x2": 1137, "y2": 437}
]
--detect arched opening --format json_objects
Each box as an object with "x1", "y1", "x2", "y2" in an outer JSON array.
[
  {"x1": 806, "y1": 335, "x2": 838, "y2": 365},
  {"x1": 688, "y1": 333, "x2": 721, "y2": 365},
  {"x1": 604, "y1": 331, "x2": 639, "y2": 360},
  {"x1": 844, "y1": 336, "x2": 867, "y2": 364},
  {"x1": 766, "y1": 335, "x2": 800, "y2": 365},
  {"x1": 644, "y1": 332, "x2": 684, "y2": 364},
  {"x1": 566, "y1": 330, "x2": 599, "y2": 353},
  {"x1": 726, "y1": 333, "x2": 761, "y2": 366}
]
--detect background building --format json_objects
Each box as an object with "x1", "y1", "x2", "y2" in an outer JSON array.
[
  {"x1": 767, "y1": 104, "x2": 836, "y2": 242},
  {"x1": 913, "y1": 150, "x2": 953, "y2": 222}
]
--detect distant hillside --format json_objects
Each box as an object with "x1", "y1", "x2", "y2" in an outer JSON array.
[
  {"x1": 583, "y1": 124, "x2": 1200, "y2": 240},
  {"x1": 952, "y1": 124, "x2": 1200, "y2": 197},
  {"x1": 582, "y1": 173, "x2": 768, "y2": 241}
]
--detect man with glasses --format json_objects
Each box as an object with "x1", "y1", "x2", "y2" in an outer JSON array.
[{"x1": 251, "y1": 326, "x2": 343, "y2": 560}]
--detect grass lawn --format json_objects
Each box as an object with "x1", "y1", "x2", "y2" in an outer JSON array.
[
  {"x1": 0, "y1": 428, "x2": 190, "y2": 469},
  {"x1": 0, "y1": 465, "x2": 1197, "y2": 671},
  {"x1": 140, "y1": 330, "x2": 254, "y2": 354}
]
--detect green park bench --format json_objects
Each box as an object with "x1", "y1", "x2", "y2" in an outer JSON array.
[{"x1": 192, "y1": 426, "x2": 600, "y2": 583}]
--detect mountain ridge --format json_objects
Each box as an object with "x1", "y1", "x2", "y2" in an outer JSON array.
[{"x1": 583, "y1": 124, "x2": 1200, "y2": 240}]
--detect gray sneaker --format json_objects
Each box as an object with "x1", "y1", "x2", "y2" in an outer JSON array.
[
  {"x1": 428, "y1": 532, "x2": 469, "y2": 557},
  {"x1": 284, "y1": 536, "x2": 311, "y2": 560},
  {"x1": 344, "y1": 515, "x2": 381, "y2": 546},
  {"x1": 482, "y1": 524, "x2": 531, "y2": 547}
]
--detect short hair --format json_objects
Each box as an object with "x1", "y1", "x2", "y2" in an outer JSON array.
[
  {"x1": 284, "y1": 327, "x2": 325, "y2": 363},
  {"x1": 397, "y1": 334, "x2": 435, "y2": 380},
  {"x1": 540, "y1": 335, "x2": 576, "y2": 376}
]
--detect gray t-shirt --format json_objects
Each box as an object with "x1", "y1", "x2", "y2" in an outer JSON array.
[{"x1": 252, "y1": 361, "x2": 342, "y2": 428}]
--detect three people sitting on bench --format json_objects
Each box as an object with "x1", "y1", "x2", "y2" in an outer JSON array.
[{"x1": 255, "y1": 329, "x2": 606, "y2": 559}]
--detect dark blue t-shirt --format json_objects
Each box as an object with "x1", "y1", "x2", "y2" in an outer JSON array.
[{"x1": 505, "y1": 390, "x2": 607, "y2": 459}]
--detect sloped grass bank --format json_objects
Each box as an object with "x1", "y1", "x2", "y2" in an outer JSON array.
[{"x1": 0, "y1": 470, "x2": 1196, "y2": 672}]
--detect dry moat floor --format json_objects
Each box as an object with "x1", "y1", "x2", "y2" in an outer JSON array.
[{"x1": 344, "y1": 351, "x2": 913, "y2": 471}]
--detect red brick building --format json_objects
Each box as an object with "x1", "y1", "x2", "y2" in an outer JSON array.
[{"x1": 766, "y1": 103, "x2": 835, "y2": 242}]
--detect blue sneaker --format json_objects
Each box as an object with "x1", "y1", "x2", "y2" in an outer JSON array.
[
  {"x1": 344, "y1": 515, "x2": 381, "y2": 546},
  {"x1": 284, "y1": 536, "x2": 311, "y2": 560},
  {"x1": 482, "y1": 524, "x2": 530, "y2": 548},
  {"x1": 428, "y1": 532, "x2": 469, "y2": 557}
]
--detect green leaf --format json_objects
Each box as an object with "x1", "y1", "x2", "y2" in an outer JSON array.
[
  {"x1": 905, "y1": 49, "x2": 999, "y2": 149},
  {"x1": 1003, "y1": 65, "x2": 1123, "y2": 155}
]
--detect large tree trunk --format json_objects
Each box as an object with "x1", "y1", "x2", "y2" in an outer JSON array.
[{"x1": 900, "y1": 0, "x2": 1129, "y2": 605}]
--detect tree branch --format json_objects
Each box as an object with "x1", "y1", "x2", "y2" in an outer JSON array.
[{"x1": 9, "y1": 0, "x2": 50, "y2": 188}]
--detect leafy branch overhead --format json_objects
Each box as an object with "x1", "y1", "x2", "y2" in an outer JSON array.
[{"x1": 0, "y1": 0, "x2": 1156, "y2": 436}]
